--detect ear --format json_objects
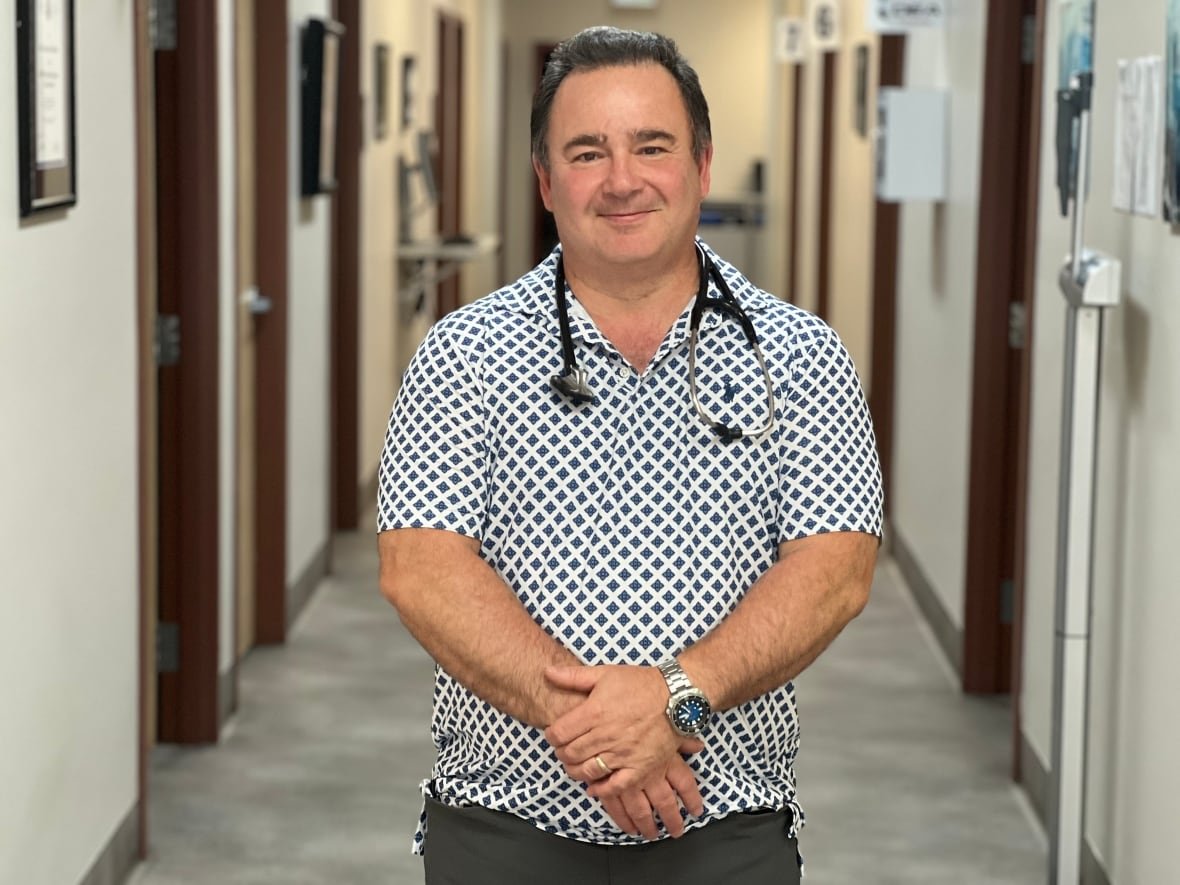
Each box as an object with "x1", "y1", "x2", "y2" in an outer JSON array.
[
  {"x1": 697, "y1": 144, "x2": 713, "y2": 200},
  {"x1": 533, "y1": 155, "x2": 554, "y2": 211}
]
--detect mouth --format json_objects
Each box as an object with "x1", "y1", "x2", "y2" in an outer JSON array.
[{"x1": 600, "y1": 209, "x2": 655, "y2": 223}]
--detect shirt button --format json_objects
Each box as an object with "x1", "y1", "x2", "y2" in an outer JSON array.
[{"x1": 617, "y1": 366, "x2": 629, "y2": 379}]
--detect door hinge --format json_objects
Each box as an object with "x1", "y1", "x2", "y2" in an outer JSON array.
[
  {"x1": 1008, "y1": 302, "x2": 1027, "y2": 349},
  {"x1": 1000, "y1": 579, "x2": 1015, "y2": 625},
  {"x1": 1021, "y1": 14, "x2": 1037, "y2": 65},
  {"x1": 155, "y1": 314, "x2": 181, "y2": 366},
  {"x1": 150, "y1": 0, "x2": 177, "y2": 51},
  {"x1": 157, "y1": 622, "x2": 180, "y2": 673}
]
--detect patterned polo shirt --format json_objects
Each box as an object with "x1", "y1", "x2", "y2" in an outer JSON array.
[{"x1": 377, "y1": 241, "x2": 883, "y2": 854}]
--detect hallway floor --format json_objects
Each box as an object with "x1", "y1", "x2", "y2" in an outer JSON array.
[{"x1": 129, "y1": 531, "x2": 1047, "y2": 884}]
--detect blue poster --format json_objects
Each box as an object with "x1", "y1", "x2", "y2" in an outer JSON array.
[
  {"x1": 1058, "y1": 0, "x2": 1094, "y2": 90},
  {"x1": 1164, "y1": 0, "x2": 1180, "y2": 221}
]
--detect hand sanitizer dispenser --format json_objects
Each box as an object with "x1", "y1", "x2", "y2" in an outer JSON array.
[{"x1": 875, "y1": 88, "x2": 949, "y2": 202}]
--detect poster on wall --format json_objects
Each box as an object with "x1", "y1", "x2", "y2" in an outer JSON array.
[
  {"x1": 866, "y1": 0, "x2": 945, "y2": 33},
  {"x1": 1164, "y1": 0, "x2": 1180, "y2": 222},
  {"x1": 1058, "y1": 0, "x2": 1094, "y2": 90}
]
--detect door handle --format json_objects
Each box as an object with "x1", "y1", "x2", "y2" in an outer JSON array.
[{"x1": 241, "y1": 286, "x2": 273, "y2": 315}]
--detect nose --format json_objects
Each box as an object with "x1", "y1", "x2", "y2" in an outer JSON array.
[{"x1": 602, "y1": 153, "x2": 641, "y2": 198}]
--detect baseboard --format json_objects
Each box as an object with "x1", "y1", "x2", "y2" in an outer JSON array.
[
  {"x1": 889, "y1": 523, "x2": 963, "y2": 676},
  {"x1": 1019, "y1": 733, "x2": 1111, "y2": 885},
  {"x1": 287, "y1": 540, "x2": 329, "y2": 633},
  {"x1": 79, "y1": 802, "x2": 139, "y2": 885}
]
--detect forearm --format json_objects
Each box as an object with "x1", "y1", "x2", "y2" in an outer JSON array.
[
  {"x1": 378, "y1": 527, "x2": 582, "y2": 728},
  {"x1": 679, "y1": 531, "x2": 878, "y2": 711}
]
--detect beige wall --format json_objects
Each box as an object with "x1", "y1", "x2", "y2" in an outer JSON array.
[
  {"x1": 1021, "y1": 2, "x2": 1180, "y2": 880},
  {"x1": 890, "y1": 5, "x2": 988, "y2": 628},
  {"x1": 0, "y1": 2, "x2": 140, "y2": 881}
]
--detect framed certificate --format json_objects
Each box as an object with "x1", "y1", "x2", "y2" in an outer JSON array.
[{"x1": 16, "y1": 0, "x2": 77, "y2": 217}]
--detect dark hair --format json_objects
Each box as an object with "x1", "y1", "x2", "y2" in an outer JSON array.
[{"x1": 530, "y1": 26, "x2": 712, "y2": 171}]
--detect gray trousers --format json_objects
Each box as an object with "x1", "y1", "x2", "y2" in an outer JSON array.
[{"x1": 422, "y1": 797, "x2": 802, "y2": 885}]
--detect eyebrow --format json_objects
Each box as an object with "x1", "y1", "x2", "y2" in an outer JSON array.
[{"x1": 560, "y1": 129, "x2": 679, "y2": 155}]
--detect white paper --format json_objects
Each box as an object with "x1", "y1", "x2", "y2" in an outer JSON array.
[
  {"x1": 34, "y1": 0, "x2": 69, "y2": 169},
  {"x1": 808, "y1": 0, "x2": 841, "y2": 52},
  {"x1": 775, "y1": 17, "x2": 807, "y2": 64},
  {"x1": 867, "y1": 0, "x2": 946, "y2": 33},
  {"x1": 1112, "y1": 56, "x2": 1163, "y2": 217}
]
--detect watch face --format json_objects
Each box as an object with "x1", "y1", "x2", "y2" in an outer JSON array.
[{"x1": 671, "y1": 695, "x2": 711, "y2": 734}]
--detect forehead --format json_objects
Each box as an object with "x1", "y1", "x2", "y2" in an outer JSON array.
[{"x1": 548, "y1": 63, "x2": 690, "y2": 134}]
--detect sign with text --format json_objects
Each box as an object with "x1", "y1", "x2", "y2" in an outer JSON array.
[
  {"x1": 867, "y1": 0, "x2": 946, "y2": 33},
  {"x1": 809, "y1": 0, "x2": 841, "y2": 51},
  {"x1": 775, "y1": 17, "x2": 807, "y2": 63}
]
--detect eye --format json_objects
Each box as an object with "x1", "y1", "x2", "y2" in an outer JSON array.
[
  {"x1": 638, "y1": 146, "x2": 667, "y2": 156},
  {"x1": 572, "y1": 151, "x2": 602, "y2": 163}
]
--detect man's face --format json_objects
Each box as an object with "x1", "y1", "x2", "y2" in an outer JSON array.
[{"x1": 534, "y1": 63, "x2": 712, "y2": 273}]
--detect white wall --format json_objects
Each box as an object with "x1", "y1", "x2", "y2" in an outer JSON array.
[
  {"x1": 0, "y1": 2, "x2": 139, "y2": 881},
  {"x1": 890, "y1": 3, "x2": 988, "y2": 628},
  {"x1": 287, "y1": 0, "x2": 334, "y2": 583},
  {"x1": 1022, "y1": 2, "x2": 1180, "y2": 880}
]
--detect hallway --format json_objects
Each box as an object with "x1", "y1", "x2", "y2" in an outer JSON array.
[{"x1": 129, "y1": 532, "x2": 1047, "y2": 884}]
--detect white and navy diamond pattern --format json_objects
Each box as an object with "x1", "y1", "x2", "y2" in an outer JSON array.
[{"x1": 378, "y1": 241, "x2": 883, "y2": 854}]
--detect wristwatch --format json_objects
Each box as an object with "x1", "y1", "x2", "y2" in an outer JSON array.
[{"x1": 657, "y1": 658, "x2": 712, "y2": 737}]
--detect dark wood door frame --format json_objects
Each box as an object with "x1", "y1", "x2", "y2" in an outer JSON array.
[
  {"x1": 1008, "y1": 0, "x2": 1047, "y2": 777},
  {"x1": 962, "y1": 0, "x2": 1044, "y2": 695},
  {"x1": 815, "y1": 51, "x2": 838, "y2": 321},
  {"x1": 331, "y1": 0, "x2": 361, "y2": 532},
  {"x1": 787, "y1": 62, "x2": 805, "y2": 302},
  {"x1": 435, "y1": 12, "x2": 465, "y2": 318},
  {"x1": 869, "y1": 35, "x2": 906, "y2": 516},
  {"x1": 254, "y1": 0, "x2": 290, "y2": 645},
  {"x1": 155, "y1": 0, "x2": 221, "y2": 744}
]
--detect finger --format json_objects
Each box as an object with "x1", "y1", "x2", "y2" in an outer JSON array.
[
  {"x1": 580, "y1": 754, "x2": 613, "y2": 783},
  {"x1": 554, "y1": 731, "x2": 619, "y2": 767},
  {"x1": 600, "y1": 795, "x2": 639, "y2": 836},
  {"x1": 676, "y1": 737, "x2": 705, "y2": 755},
  {"x1": 620, "y1": 790, "x2": 659, "y2": 841},
  {"x1": 665, "y1": 758, "x2": 704, "y2": 818},
  {"x1": 544, "y1": 665, "x2": 602, "y2": 692},
  {"x1": 646, "y1": 784, "x2": 685, "y2": 838},
  {"x1": 544, "y1": 705, "x2": 597, "y2": 748}
]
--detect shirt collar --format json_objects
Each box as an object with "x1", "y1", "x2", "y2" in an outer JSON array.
[{"x1": 501, "y1": 239, "x2": 778, "y2": 343}]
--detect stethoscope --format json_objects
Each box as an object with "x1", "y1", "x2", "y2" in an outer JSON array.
[{"x1": 549, "y1": 244, "x2": 777, "y2": 442}]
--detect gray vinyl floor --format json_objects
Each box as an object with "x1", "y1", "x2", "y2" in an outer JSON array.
[{"x1": 128, "y1": 531, "x2": 1047, "y2": 884}]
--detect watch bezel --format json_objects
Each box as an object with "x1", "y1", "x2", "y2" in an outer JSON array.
[{"x1": 666, "y1": 689, "x2": 712, "y2": 737}]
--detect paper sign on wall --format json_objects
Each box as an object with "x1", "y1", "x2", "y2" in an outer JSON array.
[
  {"x1": 776, "y1": 17, "x2": 807, "y2": 63},
  {"x1": 867, "y1": 0, "x2": 946, "y2": 33},
  {"x1": 809, "y1": 0, "x2": 841, "y2": 51},
  {"x1": 1112, "y1": 56, "x2": 1163, "y2": 217}
]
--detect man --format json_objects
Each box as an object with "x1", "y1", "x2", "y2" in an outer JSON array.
[{"x1": 378, "y1": 26, "x2": 882, "y2": 884}]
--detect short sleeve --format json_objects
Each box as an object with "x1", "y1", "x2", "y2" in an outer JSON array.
[
  {"x1": 377, "y1": 321, "x2": 490, "y2": 540},
  {"x1": 777, "y1": 324, "x2": 883, "y2": 542}
]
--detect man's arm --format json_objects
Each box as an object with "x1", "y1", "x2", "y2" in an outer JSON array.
[
  {"x1": 379, "y1": 525, "x2": 704, "y2": 837},
  {"x1": 378, "y1": 526, "x2": 584, "y2": 728},
  {"x1": 545, "y1": 530, "x2": 878, "y2": 788}
]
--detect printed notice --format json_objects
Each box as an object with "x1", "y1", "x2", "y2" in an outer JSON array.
[{"x1": 35, "y1": 0, "x2": 69, "y2": 169}]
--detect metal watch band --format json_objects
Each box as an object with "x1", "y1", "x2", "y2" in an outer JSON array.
[{"x1": 657, "y1": 659, "x2": 695, "y2": 695}]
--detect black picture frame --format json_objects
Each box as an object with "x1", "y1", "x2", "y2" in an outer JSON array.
[
  {"x1": 401, "y1": 56, "x2": 417, "y2": 132},
  {"x1": 300, "y1": 16, "x2": 345, "y2": 196},
  {"x1": 16, "y1": 0, "x2": 78, "y2": 217},
  {"x1": 374, "y1": 43, "x2": 390, "y2": 140}
]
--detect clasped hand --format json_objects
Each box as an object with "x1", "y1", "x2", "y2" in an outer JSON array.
[{"x1": 543, "y1": 664, "x2": 705, "y2": 840}]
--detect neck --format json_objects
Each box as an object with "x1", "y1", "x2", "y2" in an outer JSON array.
[{"x1": 562, "y1": 246, "x2": 700, "y2": 321}]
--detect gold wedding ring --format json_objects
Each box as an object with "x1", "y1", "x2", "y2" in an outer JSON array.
[{"x1": 594, "y1": 755, "x2": 612, "y2": 776}]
